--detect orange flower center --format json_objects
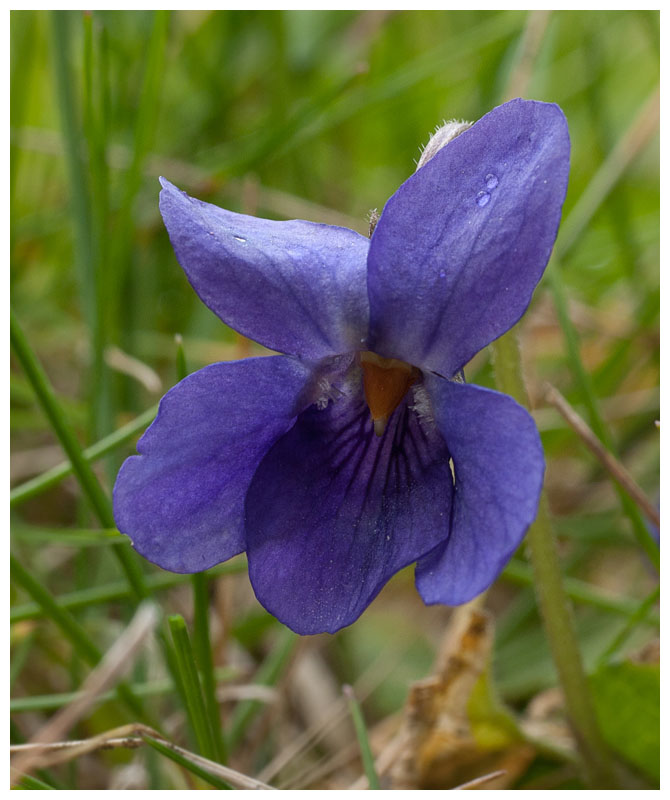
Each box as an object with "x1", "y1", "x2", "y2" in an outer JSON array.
[{"x1": 359, "y1": 351, "x2": 418, "y2": 436}]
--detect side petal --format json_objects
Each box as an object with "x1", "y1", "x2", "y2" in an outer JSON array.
[
  {"x1": 415, "y1": 376, "x2": 544, "y2": 605},
  {"x1": 245, "y1": 379, "x2": 453, "y2": 635},
  {"x1": 159, "y1": 179, "x2": 370, "y2": 360},
  {"x1": 367, "y1": 99, "x2": 570, "y2": 377},
  {"x1": 113, "y1": 356, "x2": 311, "y2": 573}
]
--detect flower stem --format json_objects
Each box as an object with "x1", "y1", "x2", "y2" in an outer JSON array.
[{"x1": 491, "y1": 330, "x2": 616, "y2": 788}]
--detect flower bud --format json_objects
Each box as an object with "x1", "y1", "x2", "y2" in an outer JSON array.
[{"x1": 416, "y1": 119, "x2": 473, "y2": 171}]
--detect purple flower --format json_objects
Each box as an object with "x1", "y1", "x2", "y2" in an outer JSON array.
[{"x1": 113, "y1": 98, "x2": 570, "y2": 635}]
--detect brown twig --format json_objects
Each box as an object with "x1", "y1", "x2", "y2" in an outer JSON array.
[
  {"x1": 11, "y1": 723, "x2": 276, "y2": 790},
  {"x1": 544, "y1": 382, "x2": 659, "y2": 529}
]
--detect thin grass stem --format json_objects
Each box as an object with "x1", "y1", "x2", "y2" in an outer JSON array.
[
  {"x1": 10, "y1": 310, "x2": 149, "y2": 599},
  {"x1": 11, "y1": 559, "x2": 248, "y2": 625},
  {"x1": 10, "y1": 405, "x2": 158, "y2": 508},
  {"x1": 343, "y1": 685, "x2": 380, "y2": 790}
]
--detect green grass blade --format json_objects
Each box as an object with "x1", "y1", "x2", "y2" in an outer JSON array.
[
  {"x1": 11, "y1": 667, "x2": 238, "y2": 714},
  {"x1": 168, "y1": 615, "x2": 217, "y2": 760},
  {"x1": 49, "y1": 11, "x2": 94, "y2": 331},
  {"x1": 10, "y1": 629, "x2": 38, "y2": 691},
  {"x1": 11, "y1": 526, "x2": 126, "y2": 548},
  {"x1": 191, "y1": 574, "x2": 227, "y2": 763},
  {"x1": 14, "y1": 774, "x2": 56, "y2": 790},
  {"x1": 597, "y1": 586, "x2": 660, "y2": 668},
  {"x1": 109, "y1": 10, "x2": 170, "y2": 345},
  {"x1": 343, "y1": 684, "x2": 380, "y2": 789},
  {"x1": 175, "y1": 335, "x2": 226, "y2": 763},
  {"x1": 546, "y1": 269, "x2": 659, "y2": 569},
  {"x1": 82, "y1": 10, "x2": 113, "y2": 443},
  {"x1": 502, "y1": 559, "x2": 659, "y2": 624},
  {"x1": 11, "y1": 558, "x2": 248, "y2": 624},
  {"x1": 10, "y1": 405, "x2": 158, "y2": 507},
  {"x1": 142, "y1": 734, "x2": 231, "y2": 790},
  {"x1": 11, "y1": 554, "x2": 101, "y2": 665},
  {"x1": 10, "y1": 310, "x2": 149, "y2": 599}
]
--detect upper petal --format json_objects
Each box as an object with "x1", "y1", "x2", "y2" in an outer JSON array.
[
  {"x1": 415, "y1": 376, "x2": 544, "y2": 605},
  {"x1": 113, "y1": 356, "x2": 312, "y2": 573},
  {"x1": 159, "y1": 178, "x2": 370, "y2": 360},
  {"x1": 367, "y1": 98, "x2": 570, "y2": 376},
  {"x1": 244, "y1": 368, "x2": 453, "y2": 634}
]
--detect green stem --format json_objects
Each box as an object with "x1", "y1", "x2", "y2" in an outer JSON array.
[{"x1": 491, "y1": 330, "x2": 616, "y2": 788}]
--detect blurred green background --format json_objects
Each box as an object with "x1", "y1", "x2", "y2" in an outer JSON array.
[{"x1": 11, "y1": 10, "x2": 659, "y2": 790}]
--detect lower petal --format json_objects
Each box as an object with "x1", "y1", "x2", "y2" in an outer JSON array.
[
  {"x1": 415, "y1": 376, "x2": 544, "y2": 605},
  {"x1": 245, "y1": 377, "x2": 453, "y2": 634},
  {"x1": 113, "y1": 356, "x2": 311, "y2": 572}
]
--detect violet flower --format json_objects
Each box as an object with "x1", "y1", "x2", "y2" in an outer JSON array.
[{"x1": 114, "y1": 98, "x2": 570, "y2": 635}]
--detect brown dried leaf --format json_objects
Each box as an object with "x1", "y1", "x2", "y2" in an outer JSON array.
[{"x1": 389, "y1": 605, "x2": 534, "y2": 790}]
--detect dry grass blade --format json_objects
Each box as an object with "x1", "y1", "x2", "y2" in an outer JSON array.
[
  {"x1": 452, "y1": 769, "x2": 506, "y2": 789},
  {"x1": 503, "y1": 9, "x2": 552, "y2": 100},
  {"x1": 544, "y1": 382, "x2": 659, "y2": 528},
  {"x1": 556, "y1": 85, "x2": 659, "y2": 258},
  {"x1": 11, "y1": 725, "x2": 147, "y2": 768},
  {"x1": 104, "y1": 345, "x2": 162, "y2": 393},
  {"x1": 257, "y1": 641, "x2": 401, "y2": 784},
  {"x1": 12, "y1": 126, "x2": 365, "y2": 232},
  {"x1": 10, "y1": 723, "x2": 277, "y2": 790},
  {"x1": 10, "y1": 601, "x2": 158, "y2": 782}
]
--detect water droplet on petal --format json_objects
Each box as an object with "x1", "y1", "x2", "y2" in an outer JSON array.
[
  {"x1": 485, "y1": 173, "x2": 499, "y2": 190},
  {"x1": 234, "y1": 235, "x2": 246, "y2": 243},
  {"x1": 439, "y1": 269, "x2": 446, "y2": 279},
  {"x1": 476, "y1": 191, "x2": 490, "y2": 207}
]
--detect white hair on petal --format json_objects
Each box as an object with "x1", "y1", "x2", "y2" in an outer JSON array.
[
  {"x1": 416, "y1": 119, "x2": 473, "y2": 171},
  {"x1": 315, "y1": 378, "x2": 334, "y2": 410},
  {"x1": 409, "y1": 383, "x2": 435, "y2": 426}
]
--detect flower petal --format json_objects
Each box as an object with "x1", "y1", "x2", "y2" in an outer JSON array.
[
  {"x1": 415, "y1": 376, "x2": 544, "y2": 605},
  {"x1": 113, "y1": 356, "x2": 311, "y2": 572},
  {"x1": 245, "y1": 375, "x2": 453, "y2": 634},
  {"x1": 159, "y1": 179, "x2": 370, "y2": 359},
  {"x1": 367, "y1": 98, "x2": 570, "y2": 377}
]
